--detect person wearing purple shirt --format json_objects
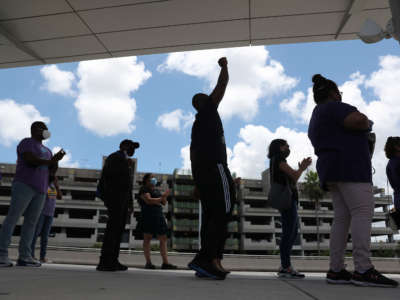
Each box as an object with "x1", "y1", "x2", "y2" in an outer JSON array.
[
  {"x1": 0, "y1": 121, "x2": 65, "y2": 268},
  {"x1": 31, "y1": 175, "x2": 62, "y2": 263},
  {"x1": 384, "y1": 137, "x2": 400, "y2": 227},
  {"x1": 308, "y1": 74, "x2": 397, "y2": 288}
]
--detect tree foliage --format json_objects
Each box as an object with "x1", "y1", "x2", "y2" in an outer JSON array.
[{"x1": 302, "y1": 170, "x2": 324, "y2": 202}]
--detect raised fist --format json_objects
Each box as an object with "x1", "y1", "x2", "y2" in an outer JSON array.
[{"x1": 218, "y1": 57, "x2": 228, "y2": 67}]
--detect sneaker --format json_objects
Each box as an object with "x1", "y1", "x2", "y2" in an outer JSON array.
[
  {"x1": 161, "y1": 263, "x2": 178, "y2": 270},
  {"x1": 195, "y1": 271, "x2": 206, "y2": 278},
  {"x1": 115, "y1": 262, "x2": 128, "y2": 271},
  {"x1": 278, "y1": 266, "x2": 305, "y2": 279},
  {"x1": 188, "y1": 259, "x2": 226, "y2": 280},
  {"x1": 39, "y1": 258, "x2": 52, "y2": 264},
  {"x1": 145, "y1": 262, "x2": 156, "y2": 270},
  {"x1": 326, "y1": 269, "x2": 352, "y2": 284},
  {"x1": 0, "y1": 257, "x2": 13, "y2": 268},
  {"x1": 351, "y1": 268, "x2": 399, "y2": 288},
  {"x1": 17, "y1": 258, "x2": 41, "y2": 267},
  {"x1": 96, "y1": 264, "x2": 118, "y2": 272}
]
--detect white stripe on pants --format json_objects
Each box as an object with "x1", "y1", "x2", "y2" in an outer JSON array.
[
  {"x1": 217, "y1": 163, "x2": 231, "y2": 213},
  {"x1": 328, "y1": 182, "x2": 374, "y2": 273}
]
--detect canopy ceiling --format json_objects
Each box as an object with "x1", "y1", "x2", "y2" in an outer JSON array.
[{"x1": 0, "y1": 0, "x2": 391, "y2": 69}]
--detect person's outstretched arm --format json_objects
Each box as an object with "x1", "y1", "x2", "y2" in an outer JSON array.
[
  {"x1": 279, "y1": 157, "x2": 312, "y2": 183},
  {"x1": 210, "y1": 57, "x2": 229, "y2": 107}
]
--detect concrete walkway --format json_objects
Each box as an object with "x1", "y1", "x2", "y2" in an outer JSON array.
[
  {"x1": 9, "y1": 247, "x2": 400, "y2": 273},
  {"x1": 0, "y1": 264, "x2": 399, "y2": 300}
]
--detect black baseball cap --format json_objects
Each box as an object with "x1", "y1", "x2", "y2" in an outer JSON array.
[{"x1": 120, "y1": 139, "x2": 140, "y2": 149}]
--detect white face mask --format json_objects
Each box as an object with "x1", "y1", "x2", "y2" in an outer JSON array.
[{"x1": 42, "y1": 130, "x2": 51, "y2": 140}]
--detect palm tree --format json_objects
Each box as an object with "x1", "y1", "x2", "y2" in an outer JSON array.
[{"x1": 302, "y1": 170, "x2": 325, "y2": 256}]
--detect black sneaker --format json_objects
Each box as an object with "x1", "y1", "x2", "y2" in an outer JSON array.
[
  {"x1": 161, "y1": 263, "x2": 178, "y2": 270},
  {"x1": 195, "y1": 272, "x2": 206, "y2": 278},
  {"x1": 351, "y1": 268, "x2": 399, "y2": 288},
  {"x1": 326, "y1": 269, "x2": 352, "y2": 284},
  {"x1": 145, "y1": 262, "x2": 156, "y2": 270},
  {"x1": 188, "y1": 259, "x2": 226, "y2": 280},
  {"x1": 115, "y1": 262, "x2": 128, "y2": 271},
  {"x1": 96, "y1": 264, "x2": 118, "y2": 272},
  {"x1": 278, "y1": 266, "x2": 305, "y2": 279},
  {"x1": 17, "y1": 259, "x2": 41, "y2": 267}
]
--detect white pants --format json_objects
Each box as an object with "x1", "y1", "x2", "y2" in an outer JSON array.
[{"x1": 328, "y1": 182, "x2": 374, "y2": 273}]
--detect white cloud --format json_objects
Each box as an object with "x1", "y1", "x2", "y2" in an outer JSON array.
[
  {"x1": 52, "y1": 146, "x2": 79, "y2": 168},
  {"x1": 156, "y1": 109, "x2": 194, "y2": 132},
  {"x1": 180, "y1": 124, "x2": 315, "y2": 179},
  {"x1": 158, "y1": 46, "x2": 298, "y2": 121},
  {"x1": 0, "y1": 99, "x2": 50, "y2": 147},
  {"x1": 279, "y1": 55, "x2": 400, "y2": 189},
  {"x1": 74, "y1": 56, "x2": 151, "y2": 136},
  {"x1": 40, "y1": 65, "x2": 76, "y2": 97},
  {"x1": 229, "y1": 125, "x2": 315, "y2": 179}
]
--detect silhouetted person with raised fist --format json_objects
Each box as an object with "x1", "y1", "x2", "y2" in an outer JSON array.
[{"x1": 188, "y1": 57, "x2": 236, "y2": 280}]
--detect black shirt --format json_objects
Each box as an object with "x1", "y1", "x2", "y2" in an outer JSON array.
[
  {"x1": 270, "y1": 154, "x2": 298, "y2": 202},
  {"x1": 100, "y1": 150, "x2": 133, "y2": 205},
  {"x1": 139, "y1": 186, "x2": 163, "y2": 215},
  {"x1": 190, "y1": 98, "x2": 227, "y2": 169}
]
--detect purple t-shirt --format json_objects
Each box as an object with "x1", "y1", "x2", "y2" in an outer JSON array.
[
  {"x1": 308, "y1": 101, "x2": 372, "y2": 189},
  {"x1": 42, "y1": 183, "x2": 57, "y2": 216},
  {"x1": 14, "y1": 138, "x2": 52, "y2": 194}
]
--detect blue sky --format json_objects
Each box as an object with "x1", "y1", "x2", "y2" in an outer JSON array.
[{"x1": 0, "y1": 39, "x2": 399, "y2": 189}]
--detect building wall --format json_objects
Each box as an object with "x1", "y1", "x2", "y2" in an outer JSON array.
[{"x1": 0, "y1": 162, "x2": 397, "y2": 255}]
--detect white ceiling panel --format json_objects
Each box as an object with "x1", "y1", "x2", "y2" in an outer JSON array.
[
  {"x1": 251, "y1": 0, "x2": 348, "y2": 18},
  {"x1": 252, "y1": 34, "x2": 355, "y2": 47},
  {"x1": 0, "y1": 0, "x2": 397, "y2": 69},
  {"x1": 68, "y1": 0, "x2": 168, "y2": 11},
  {"x1": 342, "y1": 8, "x2": 391, "y2": 33},
  {"x1": 45, "y1": 53, "x2": 112, "y2": 64},
  {"x1": 1, "y1": 13, "x2": 91, "y2": 42},
  {"x1": 251, "y1": 13, "x2": 343, "y2": 40},
  {"x1": 79, "y1": 0, "x2": 248, "y2": 33},
  {"x1": 98, "y1": 20, "x2": 249, "y2": 52},
  {"x1": 0, "y1": 60, "x2": 41, "y2": 68},
  {"x1": 0, "y1": 0, "x2": 72, "y2": 21},
  {"x1": 112, "y1": 41, "x2": 250, "y2": 57},
  {"x1": 0, "y1": 45, "x2": 33, "y2": 63},
  {"x1": 364, "y1": 0, "x2": 390, "y2": 10},
  {"x1": 252, "y1": 0, "x2": 389, "y2": 18},
  {"x1": 26, "y1": 36, "x2": 106, "y2": 59}
]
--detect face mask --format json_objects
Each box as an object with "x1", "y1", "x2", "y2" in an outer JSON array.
[
  {"x1": 42, "y1": 130, "x2": 51, "y2": 140},
  {"x1": 150, "y1": 178, "x2": 157, "y2": 186},
  {"x1": 123, "y1": 150, "x2": 129, "y2": 158},
  {"x1": 282, "y1": 149, "x2": 290, "y2": 158}
]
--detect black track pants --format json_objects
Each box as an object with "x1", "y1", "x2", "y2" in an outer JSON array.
[{"x1": 194, "y1": 163, "x2": 235, "y2": 261}]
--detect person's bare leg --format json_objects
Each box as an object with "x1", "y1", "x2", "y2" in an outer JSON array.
[
  {"x1": 211, "y1": 258, "x2": 223, "y2": 271},
  {"x1": 158, "y1": 235, "x2": 169, "y2": 264},
  {"x1": 143, "y1": 234, "x2": 153, "y2": 264}
]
